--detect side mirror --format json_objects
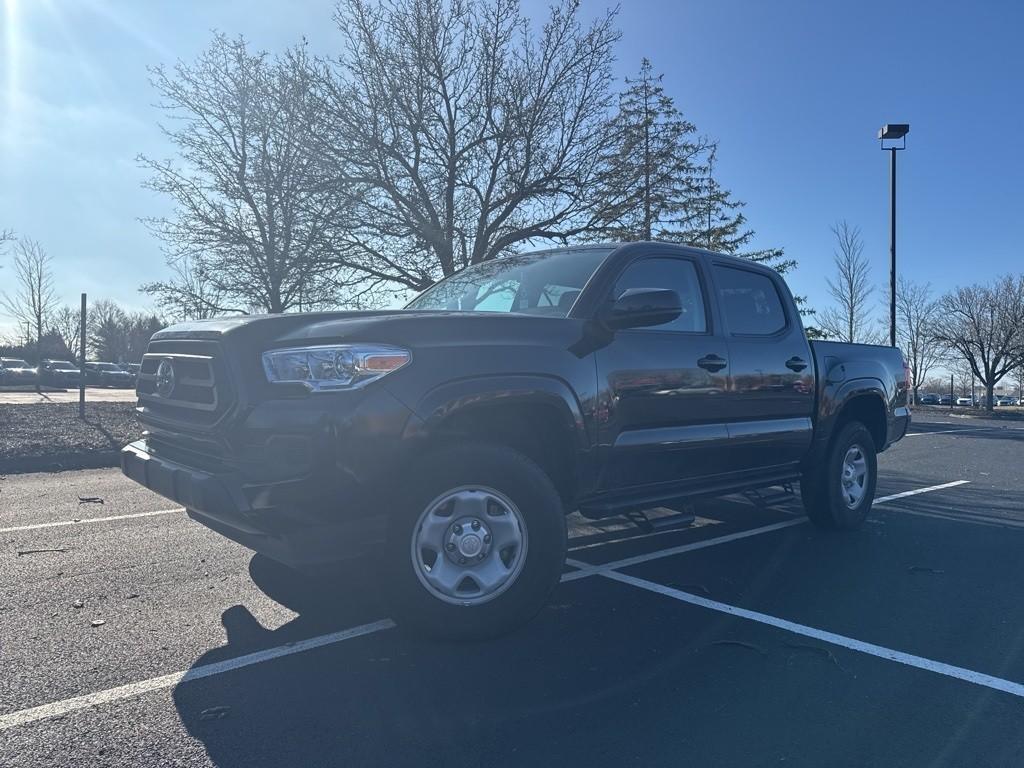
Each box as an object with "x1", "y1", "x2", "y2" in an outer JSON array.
[{"x1": 606, "y1": 288, "x2": 682, "y2": 330}]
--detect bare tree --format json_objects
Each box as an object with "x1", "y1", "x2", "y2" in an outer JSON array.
[
  {"x1": 316, "y1": 0, "x2": 620, "y2": 292},
  {"x1": 1012, "y1": 364, "x2": 1024, "y2": 402},
  {"x1": 88, "y1": 300, "x2": 130, "y2": 361},
  {"x1": 922, "y1": 375, "x2": 949, "y2": 397},
  {"x1": 140, "y1": 36, "x2": 359, "y2": 314},
  {"x1": 816, "y1": 222, "x2": 878, "y2": 343},
  {"x1": 0, "y1": 239, "x2": 59, "y2": 355},
  {"x1": 933, "y1": 275, "x2": 1024, "y2": 411},
  {"x1": 895, "y1": 277, "x2": 943, "y2": 403},
  {"x1": 50, "y1": 305, "x2": 84, "y2": 363},
  {"x1": 141, "y1": 255, "x2": 239, "y2": 321},
  {"x1": 124, "y1": 313, "x2": 166, "y2": 362},
  {"x1": 62, "y1": 299, "x2": 165, "y2": 362},
  {"x1": 948, "y1": 357, "x2": 974, "y2": 399}
]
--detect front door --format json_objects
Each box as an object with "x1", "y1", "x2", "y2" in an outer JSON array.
[{"x1": 596, "y1": 254, "x2": 734, "y2": 492}]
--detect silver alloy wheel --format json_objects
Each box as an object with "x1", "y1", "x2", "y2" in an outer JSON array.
[
  {"x1": 410, "y1": 486, "x2": 528, "y2": 606},
  {"x1": 840, "y1": 444, "x2": 869, "y2": 509}
]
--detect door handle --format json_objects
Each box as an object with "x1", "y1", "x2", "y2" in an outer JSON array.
[
  {"x1": 785, "y1": 356, "x2": 808, "y2": 372},
  {"x1": 697, "y1": 354, "x2": 727, "y2": 373}
]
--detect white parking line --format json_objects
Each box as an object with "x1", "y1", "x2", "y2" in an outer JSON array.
[
  {"x1": 599, "y1": 570, "x2": 1024, "y2": 700},
  {"x1": 568, "y1": 517, "x2": 721, "y2": 552},
  {"x1": 0, "y1": 508, "x2": 182, "y2": 534},
  {"x1": 0, "y1": 619, "x2": 396, "y2": 732},
  {"x1": 560, "y1": 518, "x2": 807, "y2": 582},
  {"x1": 874, "y1": 480, "x2": 969, "y2": 505},
  {"x1": 904, "y1": 428, "x2": 983, "y2": 436}
]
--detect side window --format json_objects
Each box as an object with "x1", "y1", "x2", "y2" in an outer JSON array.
[
  {"x1": 713, "y1": 266, "x2": 787, "y2": 335},
  {"x1": 613, "y1": 257, "x2": 707, "y2": 333}
]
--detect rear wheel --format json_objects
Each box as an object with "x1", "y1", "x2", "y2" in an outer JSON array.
[
  {"x1": 801, "y1": 421, "x2": 877, "y2": 530},
  {"x1": 386, "y1": 443, "x2": 567, "y2": 640}
]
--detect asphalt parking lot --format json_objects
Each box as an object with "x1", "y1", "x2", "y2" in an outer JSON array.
[{"x1": 2, "y1": 415, "x2": 1024, "y2": 767}]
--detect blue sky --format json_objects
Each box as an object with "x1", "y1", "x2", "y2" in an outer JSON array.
[{"x1": 1, "y1": 0, "x2": 1022, "y2": 335}]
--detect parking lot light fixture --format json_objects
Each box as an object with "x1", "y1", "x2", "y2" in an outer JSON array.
[
  {"x1": 878, "y1": 124, "x2": 910, "y2": 141},
  {"x1": 879, "y1": 123, "x2": 909, "y2": 348}
]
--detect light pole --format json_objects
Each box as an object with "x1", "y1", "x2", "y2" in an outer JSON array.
[{"x1": 878, "y1": 123, "x2": 909, "y2": 348}]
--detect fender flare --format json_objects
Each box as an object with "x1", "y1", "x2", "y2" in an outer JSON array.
[
  {"x1": 818, "y1": 375, "x2": 890, "y2": 446},
  {"x1": 404, "y1": 374, "x2": 590, "y2": 451}
]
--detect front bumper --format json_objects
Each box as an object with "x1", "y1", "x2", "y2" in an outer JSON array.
[{"x1": 121, "y1": 439, "x2": 388, "y2": 568}]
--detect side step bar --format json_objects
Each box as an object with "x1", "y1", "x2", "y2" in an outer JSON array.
[
  {"x1": 743, "y1": 483, "x2": 796, "y2": 509},
  {"x1": 623, "y1": 504, "x2": 696, "y2": 535}
]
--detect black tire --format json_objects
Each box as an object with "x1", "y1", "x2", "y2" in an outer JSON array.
[
  {"x1": 801, "y1": 421, "x2": 878, "y2": 530},
  {"x1": 386, "y1": 442, "x2": 567, "y2": 640}
]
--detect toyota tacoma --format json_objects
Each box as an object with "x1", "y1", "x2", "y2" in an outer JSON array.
[{"x1": 122, "y1": 243, "x2": 910, "y2": 638}]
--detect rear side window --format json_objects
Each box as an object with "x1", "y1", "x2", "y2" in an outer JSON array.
[
  {"x1": 613, "y1": 257, "x2": 707, "y2": 333},
  {"x1": 713, "y1": 266, "x2": 787, "y2": 335}
]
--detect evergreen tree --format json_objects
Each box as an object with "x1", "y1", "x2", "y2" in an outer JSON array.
[
  {"x1": 680, "y1": 147, "x2": 795, "y2": 275},
  {"x1": 593, "y1": 59, "x2": 794, "y2": 279},
  {"x1": 591, "y1": 59, "x2": 709, "y2": 241}
]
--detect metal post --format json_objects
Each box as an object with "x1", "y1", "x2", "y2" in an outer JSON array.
[
  {"x1": 889, "y1": 147, "x2": 897, "y2": 348},
  {"x1": 949, "y1": 374, "x2": 953, "y2": 410},
  {"x1": 79, "y1": 293, "x2": 86, "y2": 419}
]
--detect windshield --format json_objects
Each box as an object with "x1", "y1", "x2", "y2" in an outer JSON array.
[
  {"x1": 3, "y1": 359, "x2": 29, "y2": 368},
  {"x1": 406, "y1": 249, "x2": 611, "y2": 317}
]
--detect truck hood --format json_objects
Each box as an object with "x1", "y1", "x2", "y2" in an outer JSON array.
[{"x1": 152, "y1": 310, "x2": 585, "y2": 350}]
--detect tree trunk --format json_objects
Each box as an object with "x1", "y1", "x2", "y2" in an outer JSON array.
[{"x1": 986, "y1": 383, "x2": 994, "y2": 412}]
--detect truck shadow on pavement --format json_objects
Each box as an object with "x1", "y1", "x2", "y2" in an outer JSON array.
[
  {"x1": 166, "y1": 480, "x2": 1024, "y2": 768},
  {"x1": 170, "y1": 550, "x2": 770, "y2": 768}
]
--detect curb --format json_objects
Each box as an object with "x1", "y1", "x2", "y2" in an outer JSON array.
[{"x1": 0, "y1": 451, "x2": 121, "y2": 476}]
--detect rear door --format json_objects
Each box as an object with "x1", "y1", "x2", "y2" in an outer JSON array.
[
  {"x1": 595, "y1": 252, "x2": 734, "y2": 491},
  {"x1": 709, "y1": 262, "x2": 814, "y2": 472}
]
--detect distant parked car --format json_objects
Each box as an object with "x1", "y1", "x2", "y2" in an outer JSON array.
[
  {"x1": 955, "y1": 396, "x2": 974, "y2": 406},
  {"x1": 939, "y1": 394, "x2": 953, "y2": 405},
  {"x1": 39, "y1": 359, "x2": 82, "y2": 387},
  {"x1": 0, "y1": 357, "x2": 38, "y2": 385},
  {"x1": 121, "y1": 362, "x2": 141, "y2": 382},
  {"x1": 918, "y1": 393, "x2": 940, "y2": 405},
  {"x1": 84, "y1": 361, "x2": 135, "y2": 388},
  {"x1": 995, "y1": 395, "x2": 1016, "y2": 406}
]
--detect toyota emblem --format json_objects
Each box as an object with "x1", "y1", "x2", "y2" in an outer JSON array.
[{"x1": 154, "y1": 358, "x2": 176, "y2": 398}]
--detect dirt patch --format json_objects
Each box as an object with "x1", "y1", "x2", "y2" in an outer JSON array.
[
  {"x1": 0, "y1": 385, "x2": 66, "y2": 393},
  {"x1": 0, "y1": 402, "x2": 140, "y2": 473}
]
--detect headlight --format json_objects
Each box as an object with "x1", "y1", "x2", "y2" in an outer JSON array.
[{"x1": 262, "y1": 344, "x2": 411, "y2": 391}]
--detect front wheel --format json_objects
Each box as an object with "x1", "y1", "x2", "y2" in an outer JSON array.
[
  {"x1": 386, "y1": 443, "x2": 567, "y2": 640},
  {"x1": 801, "y1": 421, "x2": 878, "y2": 530}
]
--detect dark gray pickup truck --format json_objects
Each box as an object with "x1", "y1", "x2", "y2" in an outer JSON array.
[{"x1": 122, "y1": 242, "x2": 910, "y2": 638}]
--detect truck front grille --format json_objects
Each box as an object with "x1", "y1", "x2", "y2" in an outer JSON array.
[{"x1": 137, "y1": 340, "x2": 234, "y2": 426}]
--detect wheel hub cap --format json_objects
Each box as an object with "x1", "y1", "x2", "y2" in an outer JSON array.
[
  {"x1": 840, "y1": 444, "x2": 868, "y2": 509},
  {"x1": 445, "y1": 518, "x2": 491, "y2": 561},
  {"x1": 411, "y1": 487, "x2": 528, "y2": 606}
]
